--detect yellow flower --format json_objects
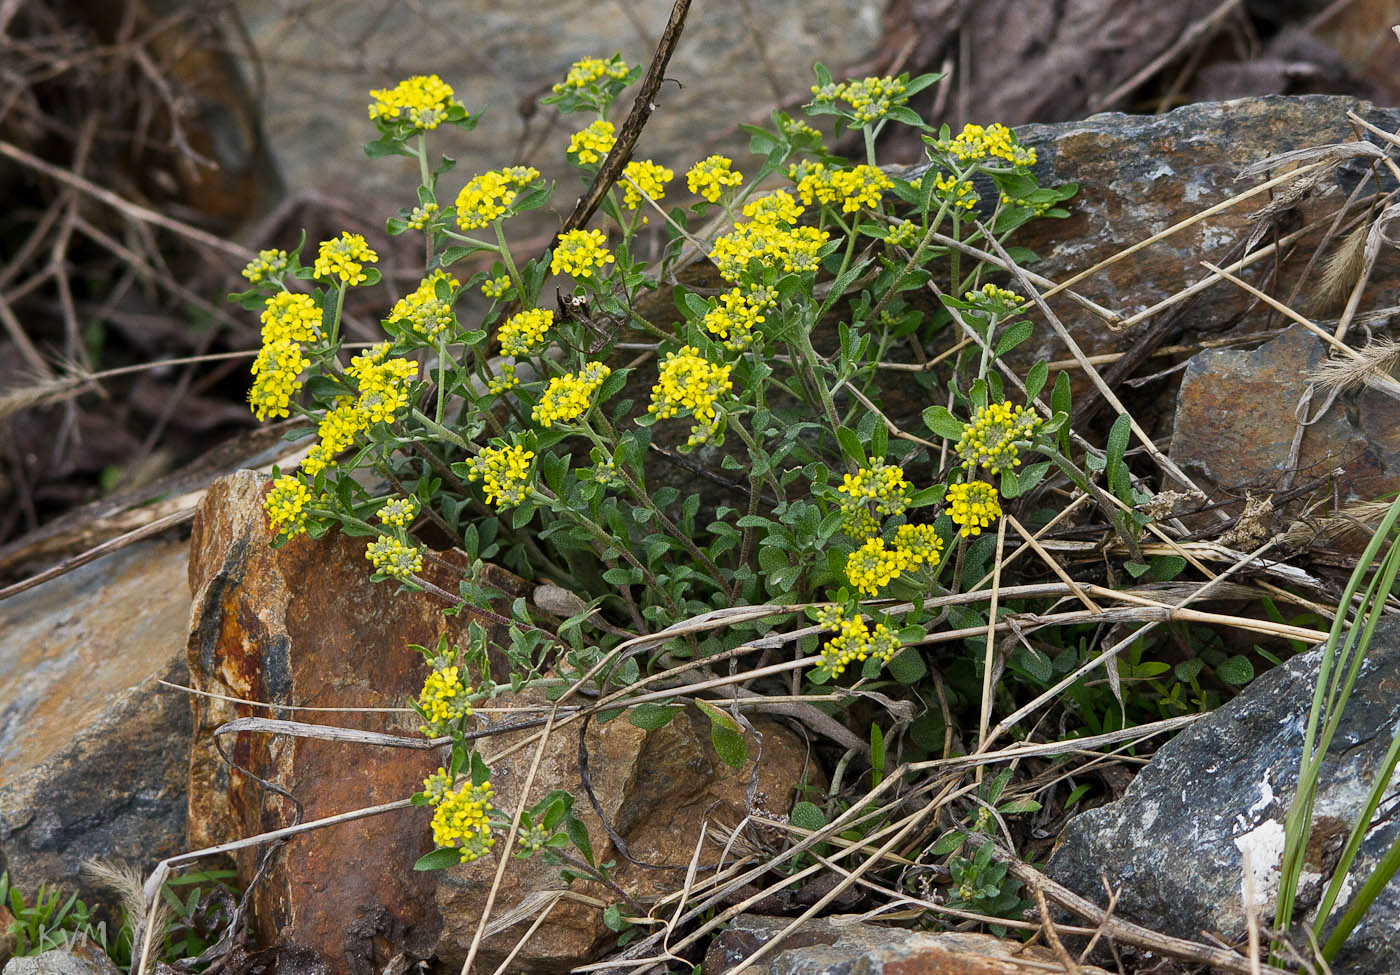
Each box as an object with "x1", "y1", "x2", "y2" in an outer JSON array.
[
  {"x1": 248, "y1": 338, "x2": 309, "y2": 421},
  {"x1": 368, "y1": 74, "x2": 463, "y2": 131},
  {"x1": 829, "y1": 165, "x2": 892, "y2": 213},
  {"x1": 242, "y1": 248, "x2": 288, "y2": 284},
  {"x1": 553, "y1": 55, "x2": 630, "y2": 93},
  {"x1": 487, "y1": 363, "x2": 520, "y2": 395},
  {"x1": 499, "y1": 308, "x2": 554, "y2": 357},
  {"x1": 947, "y1": 480, "x2": 1002, "y2": 537},
  {"x1": 302, "y1": 398, "x2": 368, "y2": 476},
  {"x1": 837, "y1": 459, "x2": 911, "y2": 518},
  {"x1": 702, "y1": 288, "x2": 767, "y2": 351},
  {"x1": 260, "y1": 293, "x2": 322, "y2": 345},
  {"x1": 815, "y1": 606, "x2": 903, "y2": 677},
  {"x1": 430, "y1": 781, "x2": 496, "y2": 863},
  {"x1": 481, "y1": 275, "x2": 512, "y2": 299},
  {"x1": 532, "y1": 362, "x2": 611, "y2": 428},
  {"x1": 348, "y1": 343, "x2": 419, "y2": 424},
  {"x1": 742, "y1": 190, "x2": 804, "y2": 227},
  {"x1": 387, "y1": 270, "x2": 459, "y2": 341},
  {"x1": 466, "y1": 443, "x2": 535, "y2": 508},
  {"x1": 264, "y1": 474, "x2": 311, "y2": 539},
  {"x1": 648, "y1": 346, "x2": 732, "y2": 448},
  {"x1": 937, "y1": 122, "x2": 1037, "y2": 167},
  {"x1": 622, "y1": 159, "x2": 674, "y2": 214},
  {"x1": 895, "y1": 523, "x2": 944, "y2": 567},
  {"x1": 845, "y1": 536, "x2": 914, "y2": 597},
  {"x1": 686, "y1": 154, "x2": 743, "y2": 203},
  {"x1": 809, "y1": 75, "x2": 908, "y2": 126},
  {"x1": 955, "y1": 402, "x2": 1041, "y2": 474},
  {"x1": 790, "y1": 161, "x2": 839, "y2": 207},
  {"x1": 417, "y1": 665, "x2": 472, "y2": 734},
  {"x1": 455, "y1": 171, "x2": 515, "y2": 230},
  {"x1": 933, "y1": 172, "x2": 977, "y2": 211},
  {"x1": 567, "y1": 119, "x2": 616, "y2": 165},
  {"x1": 377, "y1": 496, "x2": 418, "y2": 528},
  {"x1": 551, "y1": 229, "x2": 614, "y2": 280},
  {"x1": 406, "y1": 202, "x2": 439, "y2": 230},
  {"x1": 365, "y1": 533, "x2": 424, "y2": 580},
  {"x1": 313, "y1": 232, "x2": 378, "y2": 285}
]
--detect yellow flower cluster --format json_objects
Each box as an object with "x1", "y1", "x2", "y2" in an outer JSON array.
[
  {"x1": 938, "y1": 123, "x2": 1037, "y2": 167},
  {"x1": 368, "y1": 74, "x2": 463, "y2": 130},
  {"x1": 553, "y1": 55, "x2": 629, "y2": 93},
  {"x1": 648, "y1": 346, "x2": 732, "y2": 447},
  {"x1": 466, "y1": 443, "x2": 535, "y2": 508},
  {"x1": 499, "y1": 308, "x2": 554, "y2": 356},
  {"x1": 260, "y1": 293, "x2": 322, "y2": 344},
  {"x1": 481, "y1": 275, "x2": 512, "y2": 299},
  {"x1": 933, "y1": 172, "x2": 977, "y2": 211},
  {"x1": 348, "y1": 343, "x2": 419, "y2": 424},
  {"x1": 429, "y1": 780, "x2": 496, "y2": 863},
  {"x1": 387, "y1": 270, "x2": 459, "y2": 341},
  {"x1": 621, "y1": 159, "x2": 674, "y2": 213},
  {"x1": 844, "y1": 523, "x2": 943, "y2": 598},
  {"x1": 815, "y1": 606, "x2": 903, "y2": 678},
  {"x1": 422, "y1": 767, "x2": 454, "y2": 804},
  {"x1": 743, "y1": 190, "x2": 805, "y2": 227},
  {"x1": 686, "y1": 154, "x2": 743, "y2": 203},
  {"x1": 567, "y1": 119, "x2": 616, "y2": 165},
  {"x1": 406, "y1": 202, "x2": 438, "y2": 230},
  {"x1": 487, "y1": 363, "x2": 519, "y2": 394},
  {"x1": 417, "y1": 664, "x2": 473, "y2": 733},
  {"x1": 1000, "y1": 192, "x2": 1052, "y2": 216},
  {"x1": 838, "y1": 459, "x2": 911, "y2": 517},
  {"x1": 710, "y1": 221, "x2": 829, "y2": 282},
  {"x1": 947, "y1": 480, "x2": 1002, "y2": 537},
  {"x1": 886, "y1": 219, "x2": 920, "y2": 248},
  {"x1": 810, "y1": 75, "x2": 908, "y2": 126},
  {"x1": 377, "y1": 496, "x2": 418, "y2": 527},
  {"x1": 455, "y1": 167, "x2": 540, "y2": 230},
  {"x1": 533, "y1": 362, "x2": 611, "y2": 428},
  {"x1": 702, "y1": 288, "x2": 769, "y2": 351},
  {"x1": 790, "y1": 162, "x2": 839, "y2": 208},
  {"x1": 365, "y1": 534, "x2": 424, "y2": 580},
  {"x1": 829, "y1": 165, "x2": 893, "y2": 213},
  {"x1": 313, "y1": 232, "x2": 378, "y2": 286},
  {"x1": 550, "y1": 228, "x2": 614, "y2": 280},
  {"x1": 248, "y1": 339, "x2": 310, "y2": 421},
  {"x1": 242, "y1": 248, "x2": 288, "y2": 284},
  {"x1": 965, "y1": 282, "x2": 1024, "y2": 312},
  {"x1": 956, "y1": 401, "x2": 1041, "y2": 473},
  {"x1": 301, "y1": 398, "x2": 365, "y2": 476},
  {"x1": 263, "y1": 473, "x2": 312, "y2": 539}
]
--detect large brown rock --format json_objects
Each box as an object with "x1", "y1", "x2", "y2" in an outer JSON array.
[
  {"x1": 185, "y1": 471, "x2": 816, "y2": 975},
  {"x1": 185, "y1": 470, "x2": 528, "y2": 975},
  {"x1": 0, "y1": 535, "x2": 190, "y2": 904},
  {"x1": 433, "y1": 707, "x2": 817, "y2": 974}
]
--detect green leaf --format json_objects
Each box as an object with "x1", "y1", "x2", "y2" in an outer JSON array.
[
  {"x1": 695, "y1": 699, "x2": 749, "y2": 768},
  {"x1": 1105, "y1": 413, "x2": 1131, "y2": 494},
  {"x1": 923, "y1": 405, "x2": 966, "y2": 440},
  {"x1": 414, "y1": 847, "x2": 464, "y2": 871},
  {"x1": 1217, "y1": 654, "x2": 1255, "y2": 687},
  {"x1": 628, "y1": 702, "x2": 684, "y2": 730},
  {"x1": 995, "y1": 319, "x2": 1034, "y2": 357},
  {"x1": 566, "y1": 814, "x2": 596, "y2": 867},
  {"x1": 1024, "y1": 361, "x2": 1049, "y2": 403},
  {"x1": 836, "y1": 426, "x2": 866, "y2": 465},
  {"x1": 887, "y1": 647, "x2": 927, "y2": 684},
  {"x1": 790, "y1": 800, "x2": 827, "y2": 832},
  {"x1": 1051, "y1": 371, "x2": 1071, "y2": 417},
  {"x1": 1123, "y1": 560, "x2": 1150, "y2": 579},
  {"x1": 1149, "y1": 555, "x2": 1188, "y2": 582},
  {"x1": 929, "y1": 831, "x2": 964, "y2": 855}
]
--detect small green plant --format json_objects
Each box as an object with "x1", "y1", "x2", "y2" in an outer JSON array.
[{"x1": 0, "y1": 869, "x2": 237, "y2": 973}]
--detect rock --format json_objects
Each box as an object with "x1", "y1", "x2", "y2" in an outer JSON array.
[
  {"x1": 1047, "y1": 617, "x2": 1400, "y2": 974},
  {"x1": 702, "y1": 914, "x2": 1111, "y2": 975},
  {"x1": 433, "y1": 708, "x2": 817, "y2": 974},
  {"x1": 184, "y1": 471, "x2": 818, "y2": 975},
  {"x1": 2, "y1": 938, "x2": 120, "y2": 975},
  {"x1": 0, "y1": 535, "x2": 191, "y2": 905},
  {"x1": 1172, "y1": 322, "x2": 1400, "y2": 516},
  {"x1": 185, "y1": 470, "x2": 528, "y2": 975},
  {"x1": 232, "y1": 0, "x2": 881, "y2": 226}
]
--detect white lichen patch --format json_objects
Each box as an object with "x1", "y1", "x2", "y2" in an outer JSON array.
[{"x1": 1234, "y1": 818, "x2": 1285, "y2": 912}]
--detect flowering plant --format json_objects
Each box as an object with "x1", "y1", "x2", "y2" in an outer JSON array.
[{"x1": 229, "y1": 58, "x2": 1089, "y2": 888}]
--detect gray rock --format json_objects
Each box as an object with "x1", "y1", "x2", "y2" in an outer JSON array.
[
  {"x1": 2, "y1": 939, "x2": 120, "y2": 975},
  {"x1": 702, "y1": 914, "x2": 1111, "y2": 975},
  {"x1": 1048, "y1": 617, "x2": 1400, "y2": 973},
  {"x1": 0, "y1": 537, "x2": 191, "y2": 905}
]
